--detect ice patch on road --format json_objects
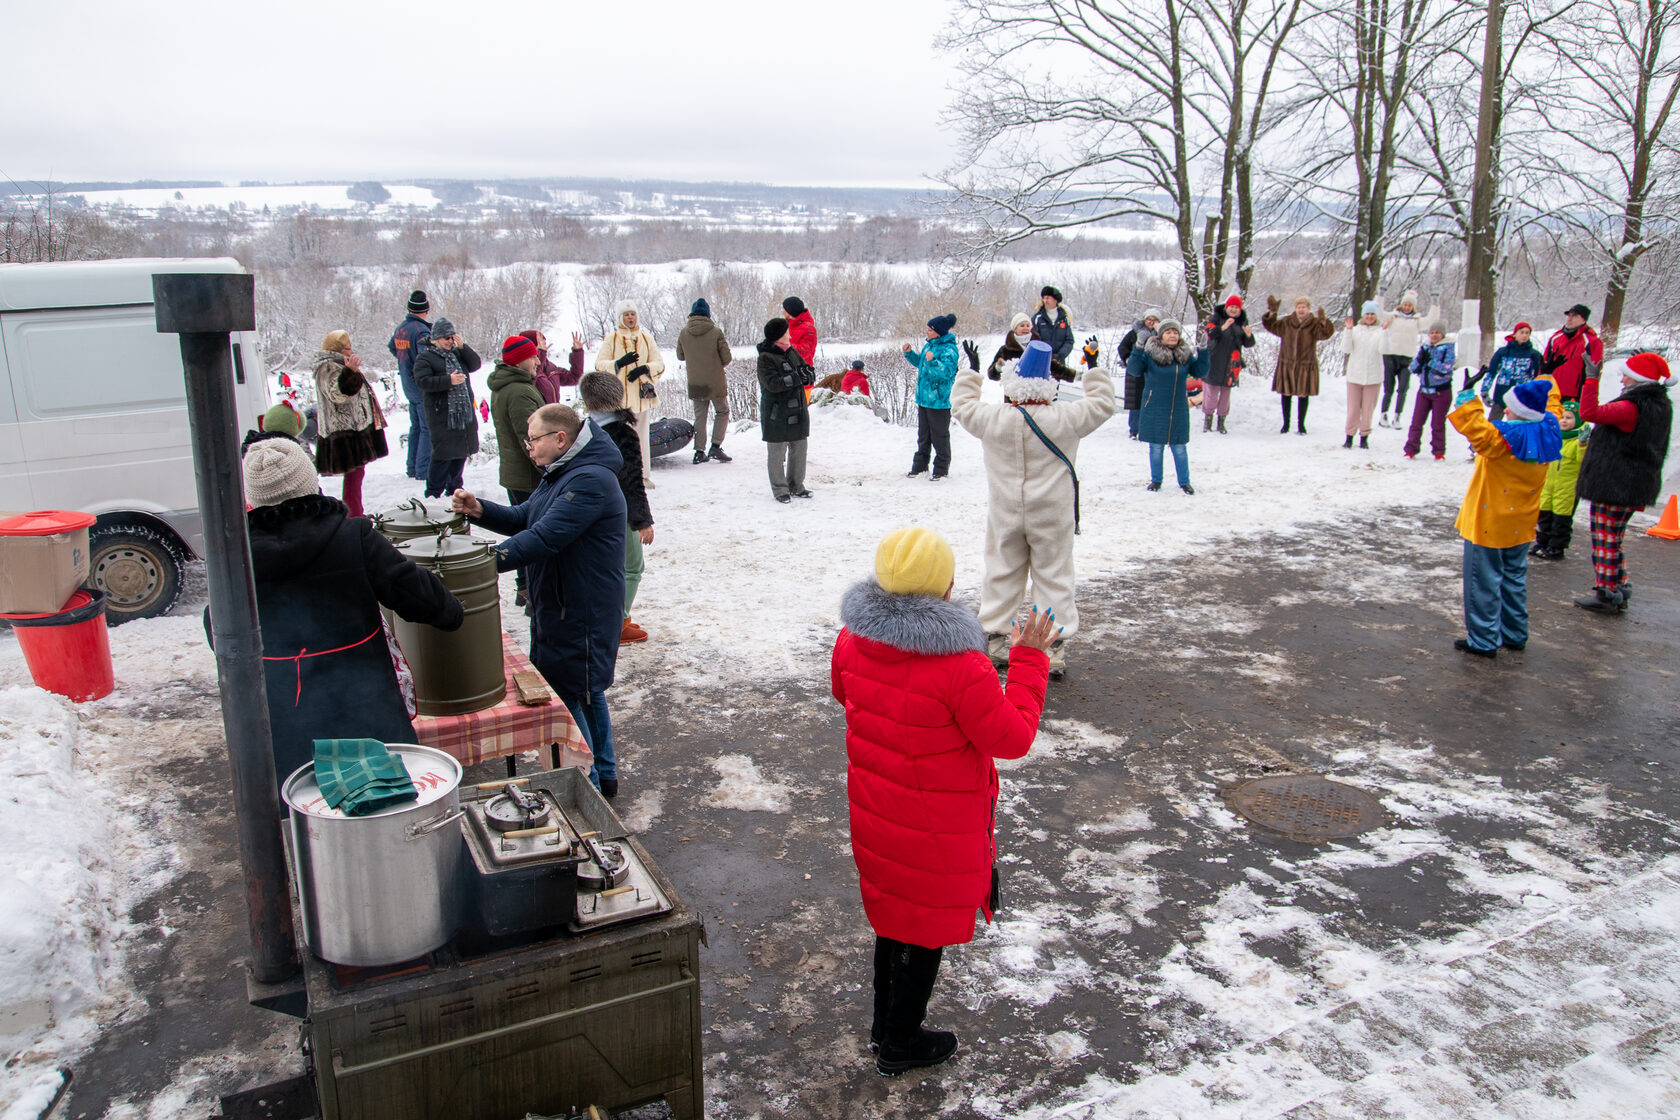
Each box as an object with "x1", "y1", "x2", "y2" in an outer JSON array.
[
  {"x1": 621, "y1": 790, "x2": 664, "y2": 833},
  {"x1": 706, "y1": 754, "x2": 792, "y2": 813}
]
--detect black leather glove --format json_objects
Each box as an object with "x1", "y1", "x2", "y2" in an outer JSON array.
[
  {"x1": 1082, "y1": 336, "x2": 1099, "y2": 368},
  {"x1": 614, "y1": 351, "x2": 639, "y2": 371},
  {"x1": 962, "y1": 339, "x2": 980, "y2": 371},
  {"x1": 628, "y1": 364, "x2": 650, "y2": 382}
]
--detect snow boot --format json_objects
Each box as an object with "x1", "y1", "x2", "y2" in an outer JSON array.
[
  {"x1": 985, "y1": 632, "x2": 1010, "y2": 669},
  {"x1": 1359, "y1": 435, "x2": 1369, "y2": 450},
  {"x1": 1217, "y1": 415, "x2": 1227, "y2": 434},
  {"x1": 620, "y1": 617, "x2": 648, "y2": 643},
  {"x1": 1453, "y1": 637, "x2": 1497, "y2": 659},
  {"x1": 1204, "y1": 414, "x2": 1213, "y2": 432},
  {"x1": 1047, "y1": 639, "x2": 1066, "y2": 681},
  {"x1": 1343, "y1": 435, "x2": 1354, "y2": 449},
  {"x1": 1574, "y1": 587, "x2": 1624, "y2": 614},
  {"x1": 877, "y1": 943, "x2": 956, "y2": 1076},
  {"x1": 869, "y1": 937, "x2": 893, "y2": 1053},
  {"x1": 693, "y1": 448, "x2": 707, "y2": 464},
  {"x1": 708, "y1": 443, "x2": 732, "y2": 463},
  {"x1": 1145, "y1": 480, "x2": 1163, "y2": 491},
  {"x1": 1181, "y1": 484, "x2": 1196, "y2": 495},
  {"x1": 1378, "y1": 413, "x2": 1390, "y2": 429},
  {"x1": 598, "y1": 778, "x2": 618, "y2": 799}
]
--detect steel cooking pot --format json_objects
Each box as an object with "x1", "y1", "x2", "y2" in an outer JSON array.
[
  {"x1": 282, "y1": 744, "x2": 464, "y2": 966},
  {"x1": 392, "y1": 533, "x2": 506, "y2": 716},
  {"x1": 370, "y1": 497, "x2": 467, "y2": 545}
]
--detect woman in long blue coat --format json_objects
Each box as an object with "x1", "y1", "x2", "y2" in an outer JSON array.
[{"x1": 1127, "y1": 319, "x2": 1211, "y2": 494}]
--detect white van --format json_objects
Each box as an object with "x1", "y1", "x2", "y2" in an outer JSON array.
[{"x1": 0, "y1": 258, "x2": 269, "y2": 621}]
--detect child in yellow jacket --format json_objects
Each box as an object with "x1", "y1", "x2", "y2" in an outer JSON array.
[
  {"x1": 1447, "y1": 378, "x2": 1563, "y2": 657},
  {"x1": 1531, "y1": 399, "x2": 1588, "y2": 561}
]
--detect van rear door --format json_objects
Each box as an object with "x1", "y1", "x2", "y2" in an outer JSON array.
[{"x1": 0, "y1": 335, "x2": 33, "y2": 510}]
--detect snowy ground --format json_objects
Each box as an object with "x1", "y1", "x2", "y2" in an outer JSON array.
[{"x1": 2, "y1": 365, "x2": 1678, "y2": 1117}]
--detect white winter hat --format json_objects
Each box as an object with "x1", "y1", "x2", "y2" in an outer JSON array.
[
  {"x1": 612, "y1": 300, "x2": 639, "y2": 329},
  {"x1": 1401, "y1": 289, "x2": 1420, "y2": 306},
  {"x1": 1009, "y1": 312, "x2": 1032, "y2": 333},
  {"x1": 243, "y1": 437, "x2": 319, "y2": 508}
]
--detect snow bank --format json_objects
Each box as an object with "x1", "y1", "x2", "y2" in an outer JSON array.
[{"x1": 706, "y1": 754, "x2": 793, "y2": 814}]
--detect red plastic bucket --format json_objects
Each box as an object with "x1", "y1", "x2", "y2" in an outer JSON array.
[{"x1": 3, "y1": 588, "x2": 115, "y2": 702}]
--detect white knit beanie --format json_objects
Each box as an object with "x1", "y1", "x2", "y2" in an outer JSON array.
[{"x1": 244, "y1": 438, "x2": 319, "y2": 507}]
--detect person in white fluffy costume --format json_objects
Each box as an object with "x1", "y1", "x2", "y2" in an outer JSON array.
[{"x1": 951, "y1": 339, "x2": 1116, "y2": 679}]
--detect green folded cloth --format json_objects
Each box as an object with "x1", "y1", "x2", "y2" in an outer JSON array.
[{"x1": 313, "y1": 738, "x2": 418, "y2": 817}]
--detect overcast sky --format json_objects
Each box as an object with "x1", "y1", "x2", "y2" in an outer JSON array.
[{"x1": 4, "y1": 0, "x2": 960, "y2": 189}]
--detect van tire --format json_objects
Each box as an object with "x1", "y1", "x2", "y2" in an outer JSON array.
[{"x1": 90, "y1": 525, "x2": 185, "y2": 624}]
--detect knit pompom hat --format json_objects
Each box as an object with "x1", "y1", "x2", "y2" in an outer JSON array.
[
  {"x1": 691, "y1": 298, "x2": 711, "y2": 318},
  {"x1": 875, "y1": 527, "x2": 955, "y2": 599},
  {"x1": 1505, "y1": 379, "x2": 1553, "y2": 421},
  {"x1": 764, "y1": 318, "x2": 789, "y2": 344},
  {"x1": 244, "y1": 437, "x2": 319, "y2": 507},
  {"x1": 501, "y1": 335, "x2": 538, "y2": 364},
  {"x1": 927, "y1": 313, "x2": 957, "y2": 336},
  {"x1": 261, "y1": 401, "x2": 304, "y2": 437},
  {"x1": 1400, "y1": 289, "x2": 1420, "y2": 307},
  {"x1": 407, "y1": 290, "x2": 429, "y2": 314},
  {"x1": 1625, "y1": 352, "x2": 1675, "y2": 386}
]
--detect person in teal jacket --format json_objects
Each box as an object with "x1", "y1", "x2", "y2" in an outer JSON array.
[
  {"x1": 1531, "y1": 399, "x2": 1589, "y2": 560},
  {"x1": 903, "y1": 314, "x2": 961, "y2": 480},
  {"x1": 1127, "y1": 319, "x2": 1211, "y2": 493}
]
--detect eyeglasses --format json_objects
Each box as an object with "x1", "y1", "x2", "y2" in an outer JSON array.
[{"x1": 523, "y1": 430, "x2": 561, "y2": 447}]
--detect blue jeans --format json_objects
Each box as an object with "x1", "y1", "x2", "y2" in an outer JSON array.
[
  {"x1": 1128, "y1": 408, "x2": 1141, "y2": 437},
  {"x1": 1462, "y1": 540, "x2": 1529, "y2": 650},
  {"x1": 1149, "y1": 442, "x2": 1190, "y2": 486},
  {"x1": 564, "y1": 691, "x2": 615, "y2": 786},
  {"x1": 399, "y1": 368, "x2": 431, "y2": 480}
]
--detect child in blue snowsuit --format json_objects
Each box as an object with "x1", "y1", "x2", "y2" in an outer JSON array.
[
  {"x1": 1403, "y1": 325, "x2": 1456, "y2": 459},
  {"x1": 1483, "y1": 322, "x2": 1544, "y2": 421}
]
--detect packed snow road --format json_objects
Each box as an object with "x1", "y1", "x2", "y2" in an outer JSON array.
[{"x1": 3, "y1": 382, "x2": 1677, "y2": 1118}]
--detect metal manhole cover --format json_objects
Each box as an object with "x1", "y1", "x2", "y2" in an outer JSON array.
[{"x1": 1225, "y1": 774, "x2": 1386, "y2": 843}]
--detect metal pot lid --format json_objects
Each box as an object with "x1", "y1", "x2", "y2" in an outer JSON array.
[
  {"x1": 484, "y1": 784, "x2": 554, "y2": 832},
  {"x1": 395, "y1": 533, "x2": 492, "y2": 562},
  {"x1": 371, "y1": 498, "x2": 464, "y2": 531},
  {"x1": 282, "y1": 744, "x2": 461, "y2": 819}
]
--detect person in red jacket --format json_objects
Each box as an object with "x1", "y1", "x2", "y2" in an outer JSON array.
[
  {"x1": 782, "y1": 296, "x2": 817, "y2": 365},
  {"x1": 831, "y1": 526, "x2": 1056, "y2": 1077},
  {"x1": 1540, "y1": 303, "x2": 1604, "y2": 401},
  {"x1": 841, "y1": 359, "x2": 871, "y2": 396}
]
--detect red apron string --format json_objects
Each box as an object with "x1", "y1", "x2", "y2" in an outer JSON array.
[{"x1": 263, "y1": 626, "x2": 383, "y2": 705}]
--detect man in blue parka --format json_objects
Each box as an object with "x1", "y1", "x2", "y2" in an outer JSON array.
[
  {"x1": 452, "y1": 402, "x2": 628, "y2": 796},
  {"x1": 388, "y1": 289, "x2": 433, "y2": 480},
  {"x1": 902, "y1": 313, "x2": 962, "y2": 480}
]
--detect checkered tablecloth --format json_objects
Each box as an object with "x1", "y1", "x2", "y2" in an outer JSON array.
[{"x1": 410, "y1": 632, "x2": 591, "y2": 771}]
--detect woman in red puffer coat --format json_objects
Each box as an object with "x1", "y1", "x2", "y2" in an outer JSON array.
[{"x1": 831, "y1": 526, "x2": 1054, "y2": 1077}]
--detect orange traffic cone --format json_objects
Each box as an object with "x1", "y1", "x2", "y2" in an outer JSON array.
[{"x1": 1647, "y1": 494, "x2": 1680, "y2": 540}]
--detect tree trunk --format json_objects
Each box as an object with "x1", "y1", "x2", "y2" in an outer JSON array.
[{"x1": 1462, "y1": 0, "x2": 1504, "y2": 364}]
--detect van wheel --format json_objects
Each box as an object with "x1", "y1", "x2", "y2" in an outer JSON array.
[{"x1": 90, "y1": 525, "x2": 184, "y2": 624}]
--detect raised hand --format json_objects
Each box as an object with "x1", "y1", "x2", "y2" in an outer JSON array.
[
  {"x1": 962, "y1": 339, "x2": 981, "y2": 371},
  {"x1": 1082, "y1": 336, "x2": 1100, "y2": 368},
  {"x1": 1010, "y1": 605, "x2": 1061, "y2": 651}
]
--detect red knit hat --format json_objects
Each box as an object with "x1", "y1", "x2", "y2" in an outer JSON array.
[
  {"x1": 1505, "y1": 320, "x2": 1532, "y2": 342},
  {"x1": 502, "y1": 335, "x2": 538, "y2": 364},
  {"x1": 1624, "y1": 352, "x2": 1675, "y2": 386},
  {"x1": 1225, "y1": 295, "x2": 1243, "y2": 309}
]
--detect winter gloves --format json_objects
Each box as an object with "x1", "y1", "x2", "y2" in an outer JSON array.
[
  {"x1": 1082, "y1": 336, "x2": 1099, "y2": 368},
  {"x1": 1454, "y1": 389, "x2": 1478, "y2": 409},
  {"x1": 962, "y1": 339, "x2": 980, "y2": 372},
  {"x1": 614, "y1": 351, "x2": 640, "y2": 371}
]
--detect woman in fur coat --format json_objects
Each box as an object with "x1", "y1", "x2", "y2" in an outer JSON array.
[
  {"x1": 592, "y1": 300, "x2": 666, "y2": 489},
  {"x1": 1261, "y1": 295, "x2": 1335, "y2": 434},
  {"x1": 832, "y1": 527, "x2": 1055, "y2": 1076},
  {"x1": 311, "y1": 330, "x2": 388, "y2": 516},
  {"x1": 982, "y1": 313, "x2": 1076, "y2": 382},
  {"x1": 952, "y1": 340, "x2": 1115, "y2": 681}
]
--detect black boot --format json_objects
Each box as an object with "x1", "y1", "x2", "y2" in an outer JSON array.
[
  {"x1": 1359, "y1": 434, "x2": 1369, "y2": 449},
  {"x1": 1296, "y1": 397, "x2": 1309, "y2": 434},
  {"x1": 693, "y1": 447, "x2": 707, "y2": 464},
  {"x1": 869, "y1": 937, "x2": 893, "y2": 1053},
  {"x1": 1280, "y1": 396, "x2": 1292, "y2": 434},
  {"x1": 708, "y1": 443, "x2": 733, "y2": 463},
  {"x1": 1343, "y1": 435, "x2": 1354, "y2": 449},
  {"x1": 1531, "y1": 511, "x2": 1554, "y2": 556},
  {"x1": 1574, "y1": 587, "x2": 1625, "y2": 614},
  {"x1": 1217, "y1": 415, "x2": 1227, "y2": 434},
  {"x1": 877, "y1": 943, "x2": 957, "y2": 1076},
  {"x1": 1548, "y1": 510, "x2": 1574, "y2": 559},
  {"x1": 1204, "y1": 414, "x2": 1213, "y2": 432}
]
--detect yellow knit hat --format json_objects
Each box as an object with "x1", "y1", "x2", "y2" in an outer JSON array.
[{"x1": 875, "y1": 527, "x2": 955, "y2": 598}]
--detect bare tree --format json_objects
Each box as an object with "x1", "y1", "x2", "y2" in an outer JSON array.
[
  {"x1": 938, "y1": 0, "x2": 1304, "y2": 317},
  {"x1": 1531, "y1": 0, "x2": 1680, "y2": 346}
]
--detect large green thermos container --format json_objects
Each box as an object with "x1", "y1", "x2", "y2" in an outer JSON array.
[
  {"x1": 391, "y1": 533, "x2": 507, "y2": 716},
  {"x1": 370, "y1": 498, "x2": 467, "y2": 546}
]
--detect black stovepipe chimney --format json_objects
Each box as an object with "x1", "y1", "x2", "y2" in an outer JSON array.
[{"x1": 155, "y1": 272, "x2": 299, "y2": 983}]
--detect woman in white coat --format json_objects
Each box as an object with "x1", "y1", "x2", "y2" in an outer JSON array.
[
  {"x1": 1340, "y1": 300, "x2": 1387, "y2": 448},
  {"x1": 951, "y1": 339, "x2": 1116, "y2": 681},
  {"x1": 593, "y1": 300, "x2": 666, "y2": 487}
]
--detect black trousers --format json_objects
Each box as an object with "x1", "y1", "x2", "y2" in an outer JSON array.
[
  {"x1": 1279, "y1": 395, "x2": 1310, "y2": 429},
  {"x1": 424, "y1": 457, "x2": 466, "y2": 498},
  {"x1": 506, "y1": 489, "x2": 532, "y2": 591},
  {"x1": 911, "y1": 407, "x2": 952, "y2": 476},
  {"x1": 871, "y1": 936, "x2": 944, "y2": 1046},
  {"x1": 1381, "y1": 354, "x2": 1413, "y2": 415}
]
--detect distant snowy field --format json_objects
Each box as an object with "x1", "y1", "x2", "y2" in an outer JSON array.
[
  {"x1": 54, "y1": 184, "x2": 440, "y2": 211},
  {"x1": 3, "y1": 341, "x2": 1677, "y2": 1115}
]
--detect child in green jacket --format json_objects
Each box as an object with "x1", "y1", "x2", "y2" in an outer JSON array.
[{"x1": 1532, "y1": 399, "x2": 1588, "y2": 560}]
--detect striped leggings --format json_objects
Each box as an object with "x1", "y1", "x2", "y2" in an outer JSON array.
[{"x1": 1589, "y1": 503, "x2": 1637, "y2": 590}]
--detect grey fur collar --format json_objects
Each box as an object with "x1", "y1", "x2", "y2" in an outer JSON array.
[
  {"x1": 839, "y1": 579, "x2": 986, "y2": 656},
  {"x1": 1144, "y1": 336, "x2": 1194, "y2": 364}
]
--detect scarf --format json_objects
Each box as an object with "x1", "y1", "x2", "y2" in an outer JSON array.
[
  {"x1": 1493, "y1": 414, "x2": 1563, "y2": 463},
  {"x1": 439, "y1": 347, "x2": 472, "y2": 431}
]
